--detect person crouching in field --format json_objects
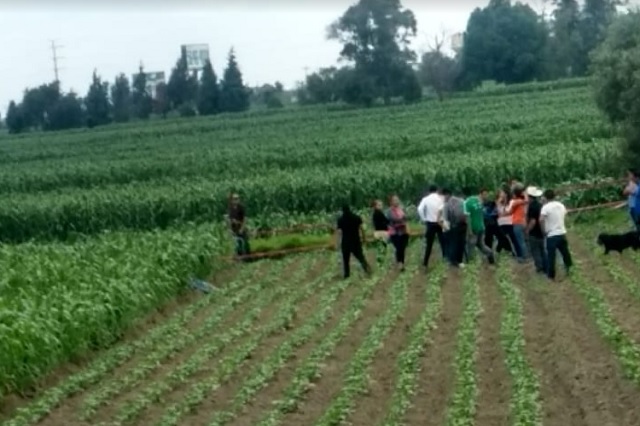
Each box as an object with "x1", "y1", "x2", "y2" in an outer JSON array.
[
  {"x1": 371, "y1": 199, "x2": 390, "y2": 266},
  {"x1": 335, "y1": 205, "x2": 371, "y2": 279},
  {"x1": 227, "y1": 193, "x2": 251, "y2": 259}
]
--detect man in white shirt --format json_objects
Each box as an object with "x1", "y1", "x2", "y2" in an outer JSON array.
[
  {"x1": 417, "y1": 185, "x2": 445, "y2": 268},
  {"x1": 540, "y1": 189, "x2": 573, "y2": 280}
]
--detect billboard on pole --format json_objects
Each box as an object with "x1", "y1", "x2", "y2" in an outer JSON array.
[{"x1": 181, "y1": 44, "x2": 210, "y2": 70}]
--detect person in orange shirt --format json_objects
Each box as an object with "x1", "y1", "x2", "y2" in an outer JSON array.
[{"x1": 506, "y1": 186, "x2": 528, "y2": 262}]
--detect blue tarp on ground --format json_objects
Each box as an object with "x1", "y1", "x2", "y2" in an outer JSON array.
[{"x1": 188, "y1": 278, "x2": 217, "y2": 294}]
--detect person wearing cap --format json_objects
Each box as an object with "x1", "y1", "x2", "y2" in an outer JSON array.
[
  {"x1": 540, "y1": 189, "x2": 573, "y2": 280},
  {"x1": 526, "y1": 186, "x2": 546, "y2": 274}
]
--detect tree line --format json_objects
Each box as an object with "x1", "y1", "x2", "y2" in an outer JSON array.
[
  {"x1": 297, "y1": 0, "x2": 624, "y2": 105},
  {"x1": 2, "y1": 0, "x2": 634, "y2": 134},
  {"x1": 4, "y1": 49, "x2": 273, "y2": 134}
]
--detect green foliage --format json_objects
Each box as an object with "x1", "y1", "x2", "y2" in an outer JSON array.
[
  {"x1": 46, "y1": 92, "x2": 85, "y2": 131},
  {"x1": 5, "y1": 101, "x2": 25, "y2": 134},
  {"x1": 197, "y1": 59, "x2": 220, "y2": 115},
  {"x1": 461, "y1": 0, "x2": 549, "y2": 86},
  {"x1": 85, "y1": 70, "x2": 112, "y2": 128},
  {"x1": 220, "y1": 49, "x2": 250, "y2": 113},
  {"x1": 167, "y1": 54, "x2": 198, "y2": 109},
  {"x1": 591, "y1": 10, "x2": 640, "y2": 166},
  {"x1": 419, "y1": 48, "x2": 460, "y2": 100},
  {"x1": 132, "y1": 66, "x2": 153, "y2": 120},
  {"x1": 328, "y1": 0, "x2": 420, "y2": 104},
  {"x1": 111, "y1": 73, "x2": 132, "y2": 123}
]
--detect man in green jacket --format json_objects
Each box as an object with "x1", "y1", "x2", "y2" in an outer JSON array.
[{"x1": 463, "y1": 187, "x2": 495, "y2": 264}]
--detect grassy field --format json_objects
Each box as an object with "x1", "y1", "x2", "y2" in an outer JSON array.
[{"x1": 2, "y1": 77, "x2": 640, "y2": 425}]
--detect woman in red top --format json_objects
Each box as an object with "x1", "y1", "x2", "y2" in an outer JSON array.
[
  {"x1": 387, "y1": 194, "x2": 409, "y2": 271},
  {"x1": 506, "y1": 187, "x2": 528, "y2": 262}
]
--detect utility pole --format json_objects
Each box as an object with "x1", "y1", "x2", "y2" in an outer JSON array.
[{"x1": 50, "y1": 40, "x2": 63, "y2": 84}]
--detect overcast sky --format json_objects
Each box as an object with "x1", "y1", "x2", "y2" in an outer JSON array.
[{"x1": 0, "y1": 0, "x2": 553, "y2": 115}]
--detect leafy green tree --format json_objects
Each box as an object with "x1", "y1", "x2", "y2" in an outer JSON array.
[
  {"x1": 5, "y1": 101, "x2": 26, "y2": 134},
  {"x1": 111, "y1": 73, "x2": 131, "y2": 123},
  {"x1": 197, "y1": 59, "x2": 220, "y2": 115},
  {"x1": 132, "y1": 66, "x2": 152, "y2": 120},
  {"x1": 591, "y1": 11, "x2": 640, "y2": 166},
  {"x1": 46, "y1": 92, "x2": 85, "y2": 131},
  {"x1": 220, "y1": 49, "x2": 250, "y2": 113},
  {"x1": 167, "y1": 54, "x2": 197, "y2": 109},
  {"x1": 548, "y1": 0, "x2": 584, "y2": 77},
  {"x1": 577, "y1": 0, "x2": 620, "y2": 73},
  {"x1": 153, "y1": 82, "x2": 170, "y2": 118},
  {"x1": 85, "y1": 70, "x2": 111, "y2": 128},
  {"x1": 21, "y1": 81, "x2": 61, "y2": 129},
  {"x1": 328, "y1": 0, "x2": 419, "y2": 104},
  {"x1": 418, "y1": 36, "x2": 459, "y2": 100},
  {"x1": 461, "y1": 0, "x2": 549, "y2": 86}
]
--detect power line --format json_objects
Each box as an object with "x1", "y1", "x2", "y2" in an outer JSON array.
[{"x1": 50, "y1": 40, "x2": 63, "y2": 84}]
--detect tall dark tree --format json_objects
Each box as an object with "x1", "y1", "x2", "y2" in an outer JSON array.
[
  {"x1": 328, "y1": 0, "x2": 419, "y2": 104},
  {"x1": 167, "y1": 54, "x2": 197, "y2": 109},
  {"x1": 111, "y1": 73, "x2": 131, "y2": 123},
  {"x1": 21, "y1": 81, "x2": 61, "y2": 129},
  {"x1": 85, "y1": 70, "x2": 111, "y2": 128},
  {"x1": 5, "y1": 101, "x2": 25, "y2": 134},
  {"x1": 132, "y1": 66, "x2": 152, "y2": 120},
  {"x1": 197, "y1": 59, "x2": 220, "y2": 115},
  {"x1": 577, "y1": 0, "x2": 620, "y2": 74},
  {"x1": 591, "y1": 11, "x2": 640, "y2": 167},
  {"x1": 460, "y1": 0, "x2": 549, "y2": 86},
  {"x1": 220, "y1": 49, "x2": 250, "y2": 113},
  {"x1": 46, "y1": 92, "x2": 85, "y2": 131},
  {"x1": 548, "y1": 0, "x2": 583, "y2": 77},
  {"x1": 153, "y1": 82, "x2": 170, "y2": 118},
  {"x1": 418, "y1": 35, "x2": 460, "y2": 100}
]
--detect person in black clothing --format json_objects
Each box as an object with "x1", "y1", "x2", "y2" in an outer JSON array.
[
  {"x1": 483, "y1": 198, "x2": 500, "y2": 250},
  {"x1": 371, "y1": 199, "x2": 390, "y2": 265},
  {"x1": 336, "y1": 205, "x2": 371, "y2": 279},
  {"x1": 526, "y1": 186, "x2": 546, "y2": 273},
  {"x1": 227, "y1": 193, "x2": 250, "y2": 258}
]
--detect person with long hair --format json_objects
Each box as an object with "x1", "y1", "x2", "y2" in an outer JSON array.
[
  {"x1": 507, "y1": 186, "x2": 529, "y2": 262},
  {"x1": 227, "y1": 192, "x2": 251, "y2": 258},
  {"x1": 371, "y1": 199, "x2": 390, "y2": 265},
  {"x1": 387, "y1": 194, "x2": 409, "y2": 271},
  {"x1": 335, "y1": 204, "x2": 371, "y2": 279},
  {"x1": 496, "y1": 187, "x2": 520, "y2": 257}
]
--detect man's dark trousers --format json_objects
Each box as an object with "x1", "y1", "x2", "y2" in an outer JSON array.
[
  {"x1": 545, "y1": 235, "x2": 573, "y2": 279},
  {"x1": 423, "y1": 221, "x2": 445, "y2": 267},
  {"x1": 342, "y1": 243, "x2": 369, "y2": 278}
]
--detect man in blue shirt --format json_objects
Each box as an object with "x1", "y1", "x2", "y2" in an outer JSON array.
[{"x1": 625, "y1": 169, "x2": 640, "y2": 231}]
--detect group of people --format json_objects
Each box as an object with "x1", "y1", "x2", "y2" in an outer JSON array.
[
  {"x1": 229, "y1": 169, "x2": 640, "y2": 280},
  {"x1": 335, "y1": 180, "x2": 573, "y2": 281}
]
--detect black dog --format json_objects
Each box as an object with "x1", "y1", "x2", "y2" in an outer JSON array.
[{"x1": 597, "y1": 231, "x2": 640, "y2": 254}]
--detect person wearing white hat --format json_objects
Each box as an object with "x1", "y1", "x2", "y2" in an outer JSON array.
[{"x1": 526, "y1": 186, "x2": 546, "y2": 274}]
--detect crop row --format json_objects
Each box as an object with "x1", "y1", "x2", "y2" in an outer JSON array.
[
  {"x1": 0, "y1": 84, "x2": 590, "y2": 166},
  {"x1": 0, "y1": 224, "x2": 229, "y2": 400},
  {"x1": 0, "y1": 90, "x2": 606, "y2": 194},
  {"x1": 0, "y1": 139, "x2": 620, "y2": 243}
]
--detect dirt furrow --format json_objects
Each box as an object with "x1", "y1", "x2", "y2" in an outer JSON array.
[
  {"x1": 225, "y1": 251, "x2": 383, "y2": 426},
  {"x1": 345, "y1": 263, "x2": 428, "y2": 425},
  {"x1": 276, "y1": 267, "x2": 401, "y2": 426},
  {"x1": 516, "y1": 254, "x2": 640, "y2": 426},
  {"x1": 80, "y1": 256, "x2": 313, "y2": 425},
  {"x1": 135, "y1": 256, "x2": 332, "y2": 425},
  {"x1": 474, "y1": 264, "x2": 511, "y2": 426},
  {"x1": 569, "y1": 235, "x2": 640, "y2": 343},
  {"x1": 403, "y1": 266, "x2": 463, "y2": 426}
]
